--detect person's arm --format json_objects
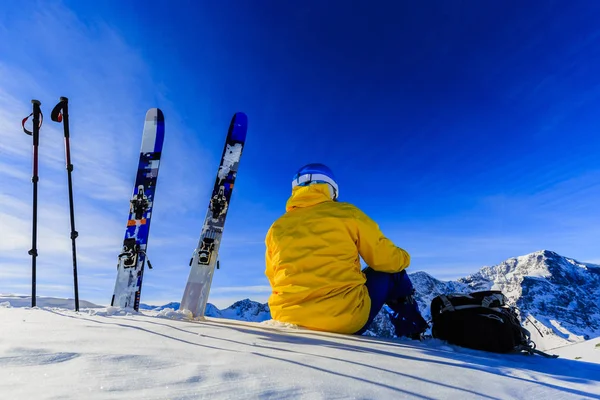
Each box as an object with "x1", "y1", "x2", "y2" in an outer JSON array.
[
  {"x1": 354, "y1": 208, "x2": 410, "y2": 273},
  {"x1": 264, "y1": 228, "x2": 275, "y2": 287}
]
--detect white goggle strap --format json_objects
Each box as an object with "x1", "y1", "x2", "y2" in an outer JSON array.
[{"x1": 292, "y1": 173, "x2": 339, "y2": 199}]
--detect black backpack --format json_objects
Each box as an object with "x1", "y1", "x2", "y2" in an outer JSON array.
[{"x1": 430, "y1": 290, "x2": 558, "y2": 357}]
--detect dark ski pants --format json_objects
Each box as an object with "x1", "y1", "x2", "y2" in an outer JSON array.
[{"x1": 354, "y1": 267, "x2": 415, "y2": 335}]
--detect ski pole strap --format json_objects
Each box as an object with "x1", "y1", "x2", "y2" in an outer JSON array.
[{"x1": 22, "y1": 111, "x2": 44, "y2": 135}]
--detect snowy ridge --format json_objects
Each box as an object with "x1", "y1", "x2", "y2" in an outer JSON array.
[
  {"x1": 0, "y1": 294, "x2": 103, "y2": 310},
  {"x1": 139, "y1": 301, "x2": 181, "y2": 311},
  {"x1": 216, "y1": 298, "x2": 271, "y2": 322},
  {"x1": 139, "y1": 298, "x2": 272, "y2": 323}
]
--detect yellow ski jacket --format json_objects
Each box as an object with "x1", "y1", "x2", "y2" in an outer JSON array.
[{"x1": 265, "y1": 183, "x2": 411, "y2": 334}]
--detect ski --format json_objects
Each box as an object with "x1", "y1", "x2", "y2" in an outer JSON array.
[
  {"x1": 111, "y1": 108, "x2": 165, "y2": 310},
  {"x1": 180, "y1": 112, "x2": 248, "y2": 318}
]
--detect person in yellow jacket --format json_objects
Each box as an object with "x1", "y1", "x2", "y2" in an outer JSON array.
[{"x1": 265, "y1": 163, "x2": 427, "y2": 337}]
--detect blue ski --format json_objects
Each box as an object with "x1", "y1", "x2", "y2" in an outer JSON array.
[{"x1": 111, "y1": 108, "x2": 165, "y2": 310}]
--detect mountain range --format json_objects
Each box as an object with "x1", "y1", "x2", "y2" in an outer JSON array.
[{"x1": 142, "y1": 250, "x2": 600, "y2": 351}]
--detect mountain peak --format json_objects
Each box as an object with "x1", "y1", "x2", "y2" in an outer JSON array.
[
  {"x1": 219, "y1": 299, "x2": 271, "y2": 322},
  {"x1": 469, "y1": 249, "x2": 585, "y2": 285},
  {"x1": 531, "y1": 249, "x2": 559, "y2": 257},
  {"x1": 514, "y1": 249, "x2": 561, "y2": 264}
]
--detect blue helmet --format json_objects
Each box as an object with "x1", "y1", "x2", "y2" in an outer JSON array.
[{"x1": 291, "y1": 163, "x2": 339, "y2": 200}]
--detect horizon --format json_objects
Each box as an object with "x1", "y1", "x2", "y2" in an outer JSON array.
[
  {"x1": 1, "y1": 248, "x2": 595, "y2": 309},
  {"x1": 1, "y1": 1, "x2": 599, "y2": 308}
]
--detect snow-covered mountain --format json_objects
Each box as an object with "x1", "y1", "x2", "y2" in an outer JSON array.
[
  {"x1": 139, "y1": 301, "x2": 181, "y2": 311},
  {"x1": 140, "y1": 299, "x2": 271, "y2": 322},
  {"x1": 212, "y1": 298, "x2": 271, "y2": 322},
  {"x1": 147, "y1": 250, "x2": 599, "y2": 350},
  {"x1": 465, "y1": 250, "x2": 600, "y2": 348}
]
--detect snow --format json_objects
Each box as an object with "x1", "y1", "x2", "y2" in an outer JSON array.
[
  {"x1": 551, "y1": 336, "x2": 600, "y2": 364},
  {"x1": 1, "y1": 295, "x2": 599, "y2": 399},
  {"x1": 524, "y1": 315, "x2": 576, "y2": 350}
]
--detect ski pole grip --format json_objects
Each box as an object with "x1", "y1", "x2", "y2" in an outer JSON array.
[{"x1": 31, "y1": 100, "x2": 41, "y2": 146}]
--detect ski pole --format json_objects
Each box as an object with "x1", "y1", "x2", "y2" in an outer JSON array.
[
  {"x1": 51, "y1": 97, "x2": 80, "y2": 312},
  {"x1": 22, "y1": 99, "x2": 43, "y2": 308}
]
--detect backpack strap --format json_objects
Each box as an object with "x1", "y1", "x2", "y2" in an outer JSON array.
[
  {"x1": 516, "y1": 344, "x2": 559, "y2": 358},
  {"x1": 481, "y1": 293, "x2": 506, "y2": 308},
  {"x1": 440, "y1": 294, "x2": 505, "y2": 312},
  {"x1": 439, "y1": 295, "x2": 454, "y2": 312}
]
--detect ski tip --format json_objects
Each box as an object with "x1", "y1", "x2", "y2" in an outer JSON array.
[
  {"x1": 229, "y1": 112, "x2": 247, "y2": 142},
  {"x1": 146, "y1": 108, "x2": 164, "y2": 122},
  {"x1": 233, "y1": 112, "x2": 247, "y2": 125}
]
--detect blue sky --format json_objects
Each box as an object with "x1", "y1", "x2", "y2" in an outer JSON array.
[{"x1": 1, "y1": 1, "x2": 599, "y2": 307}]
